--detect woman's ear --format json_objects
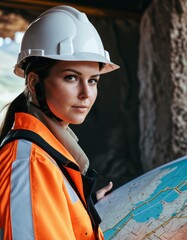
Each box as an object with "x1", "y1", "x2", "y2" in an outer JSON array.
[{"x1": 27, "y1": 72, "x2": 39, "y2": 94}]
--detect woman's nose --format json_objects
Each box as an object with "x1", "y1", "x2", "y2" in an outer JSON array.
[{"x1": 78, "y1": 83, "x2": 91, "y2": 99}]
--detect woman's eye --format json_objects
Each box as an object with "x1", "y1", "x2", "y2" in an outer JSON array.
[
  {"x1": 64, "y1": 75, "x2": 77, "y2": 81},
  {"x1": 89, "y1": 78, "x2": 99, "y2": 85}
]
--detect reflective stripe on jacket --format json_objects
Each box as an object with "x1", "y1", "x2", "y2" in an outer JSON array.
[{"x1": 0, "y1": 113, "x2": 104, "y2": 240}]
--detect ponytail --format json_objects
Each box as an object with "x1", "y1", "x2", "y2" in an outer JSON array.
[{"x1": 0, "y1": 91, "x2": 28, "y2": 143}]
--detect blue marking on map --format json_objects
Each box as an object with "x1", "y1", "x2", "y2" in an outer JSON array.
[{"x1": 104, "y1": 157, "x2": 187, "y2": 239}]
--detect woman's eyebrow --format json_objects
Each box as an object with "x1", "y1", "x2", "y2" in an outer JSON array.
[
  {"x1": 61, "y1": 69, "x2": 100, "y2": 78},
  {"x1": 91, "y1": 74, "x2": 100, "y2": 78},
  {"x1": 61, "y1": 69, "x2": 81, "y2": 74}
]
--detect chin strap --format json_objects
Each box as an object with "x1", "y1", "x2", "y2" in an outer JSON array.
[{"x1": 35, "y1": 81, "x2": 62, "y2": 122}]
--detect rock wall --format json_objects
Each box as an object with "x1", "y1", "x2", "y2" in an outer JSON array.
[{"x1": 138, "y1": 0, "x2": 187, "y2": 171}]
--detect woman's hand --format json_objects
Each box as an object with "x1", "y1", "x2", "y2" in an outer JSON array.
[{"x1": 96, "y1": 181, "x2": 113, "y2": 201}]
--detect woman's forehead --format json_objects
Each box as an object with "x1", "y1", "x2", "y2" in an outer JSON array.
[{"x1": 51, "y1": 61, "x2": 100, "y2": 74}]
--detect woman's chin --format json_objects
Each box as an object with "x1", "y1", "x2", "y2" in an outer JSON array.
[{"x1": 70, "y1": 117, "x2": 86, "y2": 125}]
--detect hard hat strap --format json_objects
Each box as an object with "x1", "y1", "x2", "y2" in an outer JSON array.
[{"x1": 35, "y1": 81, "x2": 63, "y2": 122}]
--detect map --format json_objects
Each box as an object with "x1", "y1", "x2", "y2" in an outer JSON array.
[{"x1": 95, "y1": 156, "x2": 187, "y2": 239}]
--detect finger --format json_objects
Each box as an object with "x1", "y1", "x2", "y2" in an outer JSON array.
[{"x1": 105, "y1": 181, "x2": 113, "y2": 192}]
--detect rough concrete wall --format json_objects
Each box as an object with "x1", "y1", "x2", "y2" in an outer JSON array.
[
  {"x1": 170, "y1": 0, "x2": 187, "y2": 159},
  {"x1": 138, "y1": 0, "x2": 187, "y2": 171}
]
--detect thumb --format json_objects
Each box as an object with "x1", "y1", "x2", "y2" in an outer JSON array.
[{"x1": 104, "y1": 181, "x2": 113, "y2": 192}]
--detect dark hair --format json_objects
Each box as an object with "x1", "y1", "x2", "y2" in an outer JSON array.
[{"x1": 0, "y1": 57, "x2": 58, "y2": 142}]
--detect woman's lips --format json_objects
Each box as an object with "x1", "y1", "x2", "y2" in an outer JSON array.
[{"x1": 72, "y1": 105, "x2": 89, "y2": 112}]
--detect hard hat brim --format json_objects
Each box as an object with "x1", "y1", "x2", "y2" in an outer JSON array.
[{"x1": 14, "y1": 53, "x2": 120, "y2": 78}]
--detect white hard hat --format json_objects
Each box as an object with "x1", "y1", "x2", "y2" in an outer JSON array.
[{"x1": 14, "y1": 5, "x2": 119, "y2": 77}]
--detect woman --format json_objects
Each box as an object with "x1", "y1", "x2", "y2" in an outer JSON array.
[{"x1": 0, "y1": 5, "x2": 119, "y2": 240}]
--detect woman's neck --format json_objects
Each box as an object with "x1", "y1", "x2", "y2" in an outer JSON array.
[{"x1": 27, "y1": 104, "x2": 89, "y2": 174}]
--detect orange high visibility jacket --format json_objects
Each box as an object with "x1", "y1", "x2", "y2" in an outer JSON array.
[{"x1": 0, "y1": 113, "x2": 104, "y2": 240}]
